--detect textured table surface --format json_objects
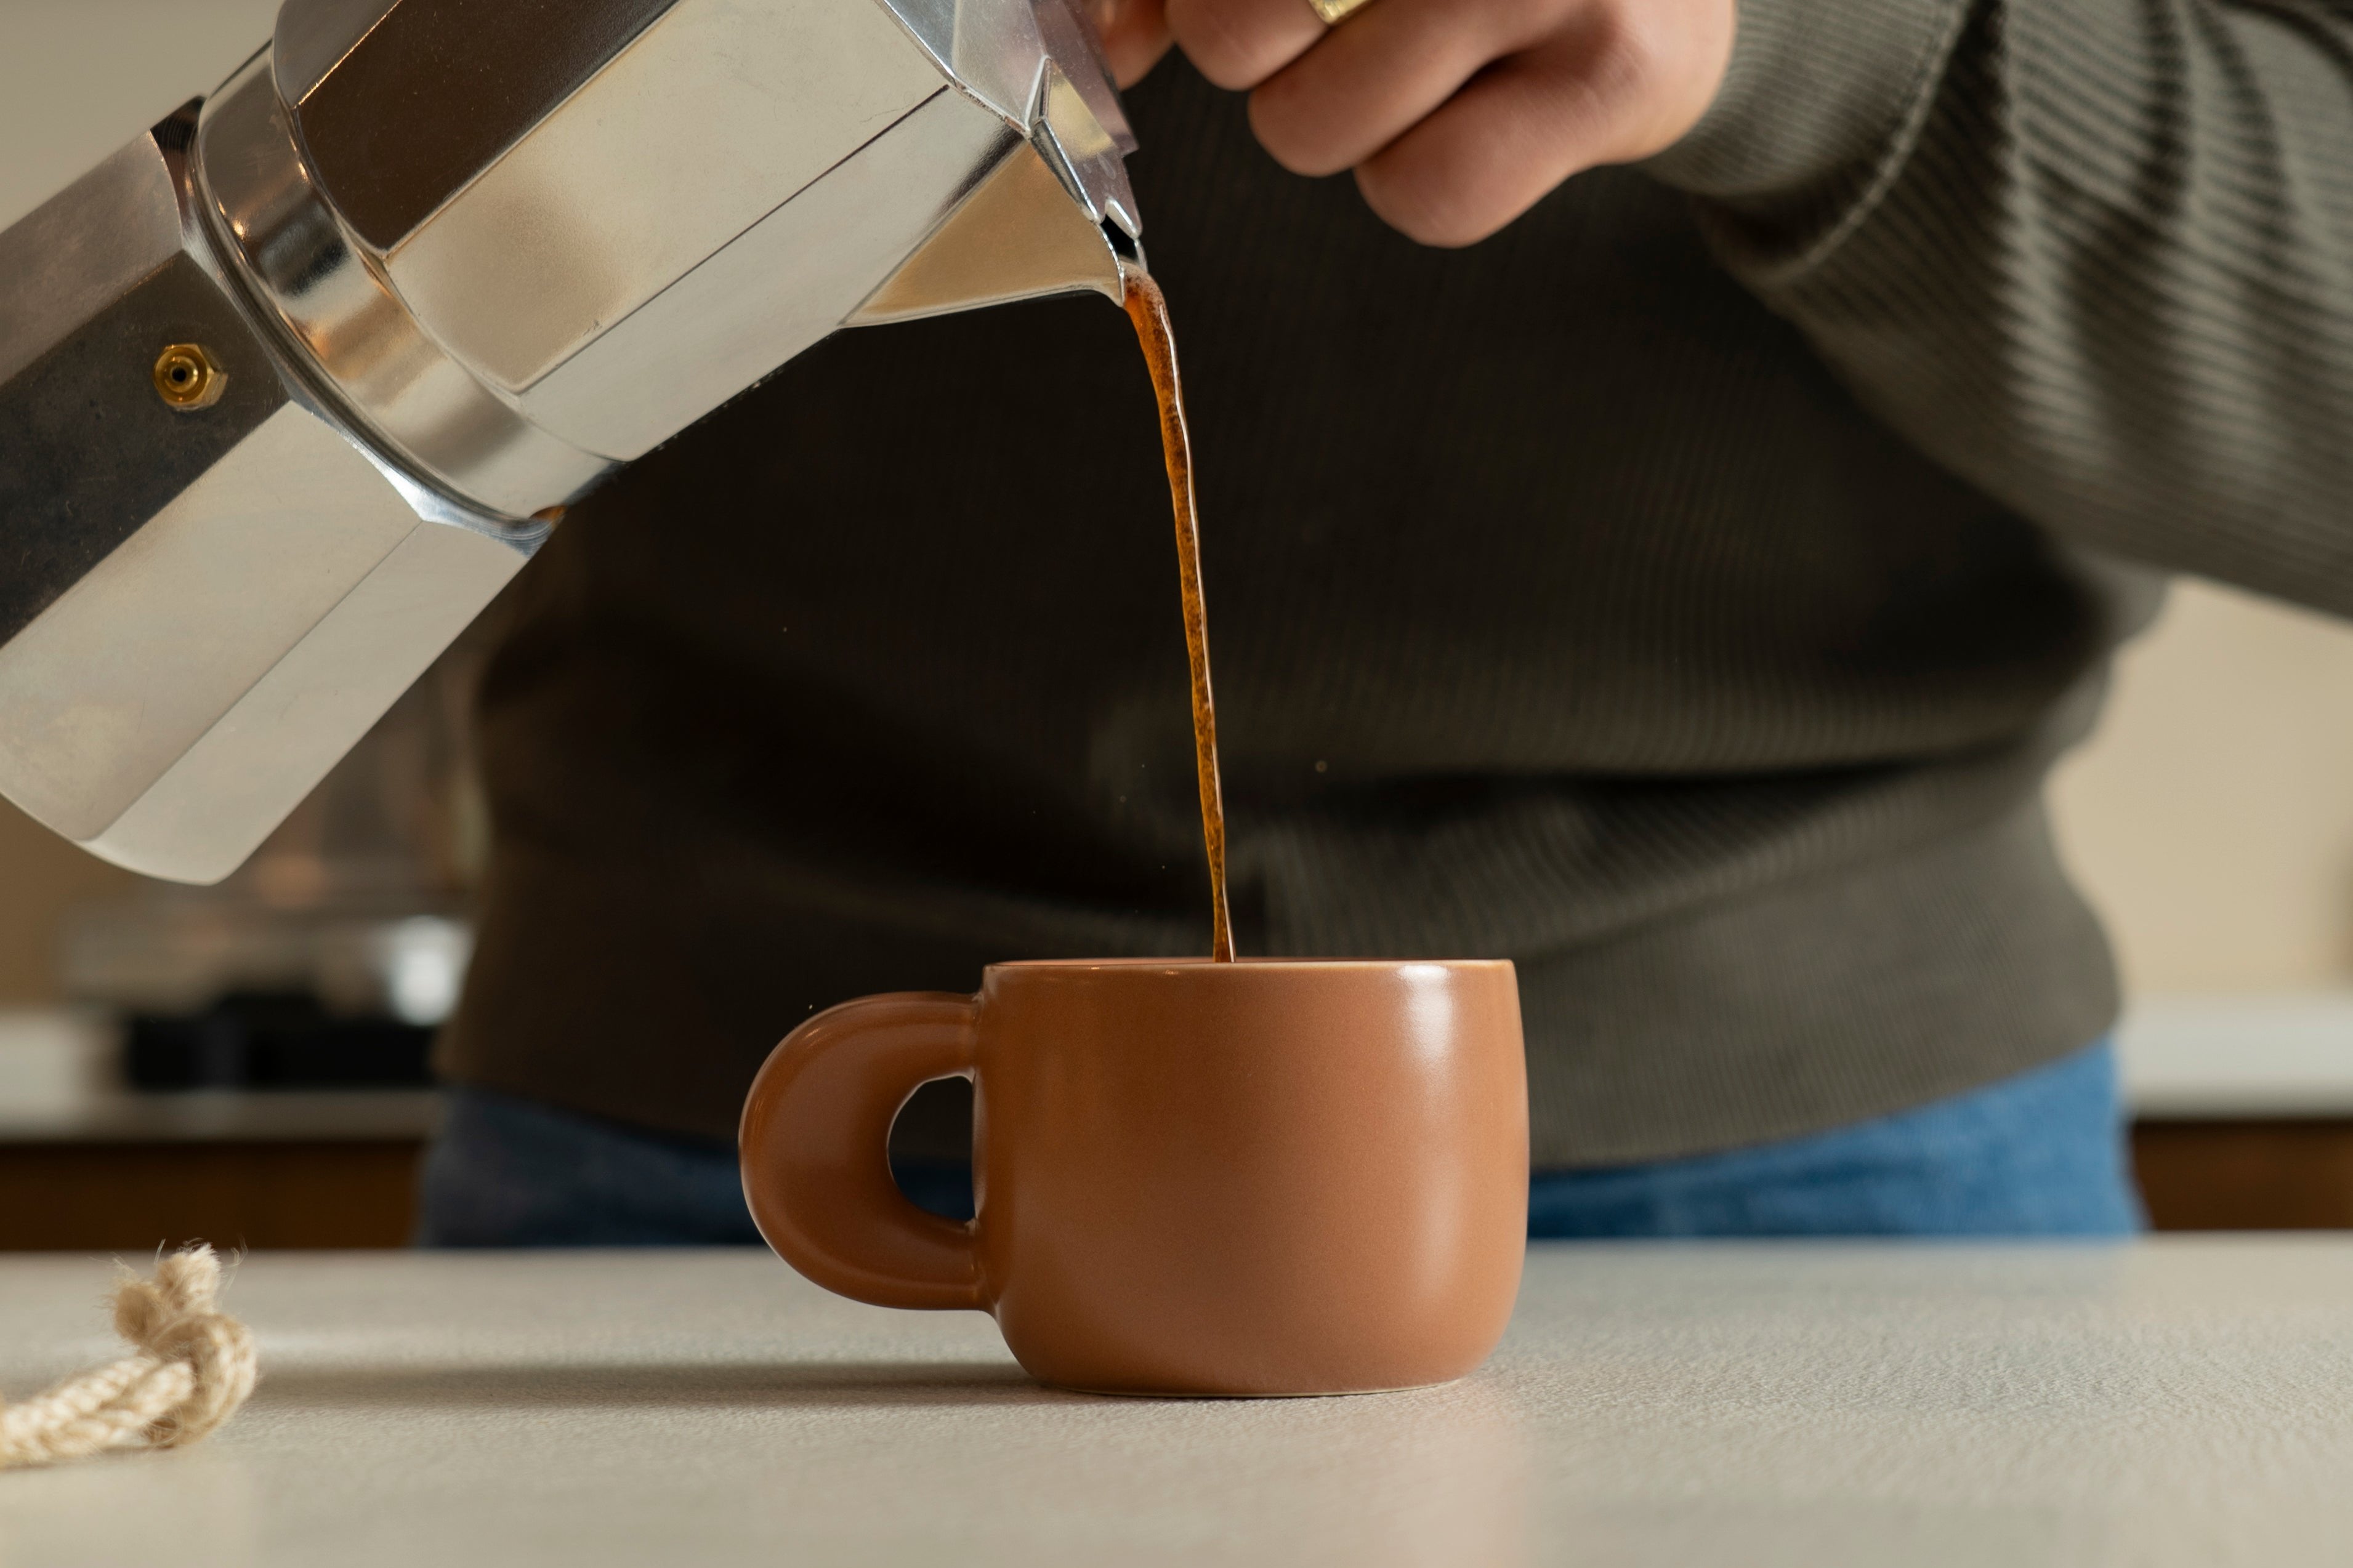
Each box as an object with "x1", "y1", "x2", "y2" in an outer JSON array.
[{"x1": 2, "y1": 1240, "x2": 2348, "y2": 1566}]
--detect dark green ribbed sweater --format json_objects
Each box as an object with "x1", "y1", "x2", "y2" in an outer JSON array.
[{"x1": 440, "y1": 0, "x2": 2353, "y2": 1165}]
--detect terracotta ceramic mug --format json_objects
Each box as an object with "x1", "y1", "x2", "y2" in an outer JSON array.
[{"x1": 738, "y1": 958, "x2": 1528, "y2": 1396}]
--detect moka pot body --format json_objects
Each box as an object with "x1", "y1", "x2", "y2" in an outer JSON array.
[{"x1": 0, "y1": 0, "x2": 1140, "y2": 882}]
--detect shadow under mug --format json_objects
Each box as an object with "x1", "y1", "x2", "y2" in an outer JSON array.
[{"x1": 739, "y1": 958, "x2": 1528, "y2": 1396}]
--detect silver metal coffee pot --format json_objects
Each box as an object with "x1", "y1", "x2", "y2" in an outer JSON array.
[{"x1": 0, "y1": 0, "x2": 1141, "y2": 884}]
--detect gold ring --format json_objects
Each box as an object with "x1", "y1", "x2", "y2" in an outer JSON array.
[{"x1": 1307, "y1": 0, "x2": 1376, "y2": 23}]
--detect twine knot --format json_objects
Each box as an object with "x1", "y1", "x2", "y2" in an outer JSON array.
[{"x1": 1, "y1": 1246, "x2": 259, "y2": 1469}]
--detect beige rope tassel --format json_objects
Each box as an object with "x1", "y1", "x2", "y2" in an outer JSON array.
[{"x1": 0, "y1": 1246, "x2": 259, "y2": 1469}]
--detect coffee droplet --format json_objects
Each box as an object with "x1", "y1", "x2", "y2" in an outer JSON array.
[{"x1": 152, "y1": 343, "x2": 225, "y2": 411}]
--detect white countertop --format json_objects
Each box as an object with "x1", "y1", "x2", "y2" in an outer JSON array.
[
  {"x1": 2116, "y1": 992, "x2": 2353, "y2": 1116},
  {"x1": 2, "y1": 1240, "x2": 2349, "y2": 1566}
]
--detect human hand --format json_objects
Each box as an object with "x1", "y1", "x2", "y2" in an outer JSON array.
[
  {"x1": 1085, "y1": 0, "x2": 1181, "y2": 89},
  {"x1": 1084, "y1": 0, "x2": 1735, "y2": 247}
]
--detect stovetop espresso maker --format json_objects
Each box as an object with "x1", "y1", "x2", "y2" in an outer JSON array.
[{"x1": 0, "y1": 0, "x2": 1142, "y2": 883}]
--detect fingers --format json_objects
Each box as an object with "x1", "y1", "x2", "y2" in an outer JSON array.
[
  {"x1": 1346, "y1": 17, "x2": 1637, "y2": 246},
  {"x1": 1084, "y1": 0, "x2": 1179, "y2": 87},
  {"x1": 1165, "y1": 0, "x2": 1735, "y2": 249},
  {"x1": 1358, "y1": 0, "x2": 1730, "y2": 246},
  {"x1": 1164, "y1": 0, "x2": 1328, "y2": 89},
  {"x1": 1247, "y1": 0, "x2": 1583, "y2": 176}
]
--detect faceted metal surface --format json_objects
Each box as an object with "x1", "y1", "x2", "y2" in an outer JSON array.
[
  {"x1": 374, "y1": 0, "x2": 945, "y2": 395},
  {"x1": 0, "y1": 0, "x2": 1143, "y2": 882},
  {"x1": 0, "y1": 109, "x2": 535, "y2": 885},
  {"x1": 850, "y1": 135, "x2": 1124, "y2": 327},
  {"x1": 276, "y1": 0, "x2": 687, "y2": 251},
  {"x1": 516, "y1": 87, "x2": 1023, "y2": 460},
  {"x1": 197, "y1": 54, "x2": 616, "y2": 507},
  {"x1": 0, "y1": 133, "x2": 289, "y2": 646},
  {"x1": 257, "y1": 0, "x2": 1140, "y2": 467}
]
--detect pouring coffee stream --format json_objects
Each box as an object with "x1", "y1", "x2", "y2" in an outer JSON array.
[{"x1": 1120, "y1": 262, "x2": 1235, "y2": 962}]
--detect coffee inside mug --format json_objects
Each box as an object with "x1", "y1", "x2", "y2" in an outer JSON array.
[{"x1": 739, "y1": 958, "x2": 1527, "y2": 1397}]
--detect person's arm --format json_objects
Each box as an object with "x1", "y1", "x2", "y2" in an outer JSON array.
[
  {"x1": 1103, "y1": 0, "x2": 2353, "y2": 617},
  {"x1": 1644, "y1": 0, "x2": 2353, "y2": 617}
]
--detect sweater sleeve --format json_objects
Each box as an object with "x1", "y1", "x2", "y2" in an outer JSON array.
[{"x1": 1642, "y1": 0, "x2": 2353, "y2": 617}]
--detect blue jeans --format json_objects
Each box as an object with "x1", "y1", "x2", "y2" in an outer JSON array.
[
  {"x1": 1527, "y1": 1041, "x2": 2141, "y2": 1236},
  {"x1": 415, "y1": 1040, "x2": 2141, "y2": 1245}
]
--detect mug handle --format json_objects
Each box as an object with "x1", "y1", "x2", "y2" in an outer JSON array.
[{"x1": 738, "y1": 992, "x2": 984, "y2": 1311}]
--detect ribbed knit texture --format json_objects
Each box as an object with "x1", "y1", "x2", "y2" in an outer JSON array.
[
  {"x1": 1653, "y1": 0, "x2": 2353, "y2": 606},
  {"x1": 443, "y1": 11, "x2": 2353, "y2": 1164}
]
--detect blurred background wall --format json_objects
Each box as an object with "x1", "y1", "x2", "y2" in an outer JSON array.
[{"x1": 2052, "y1": 581, "x2": 2353, "y2": 997}]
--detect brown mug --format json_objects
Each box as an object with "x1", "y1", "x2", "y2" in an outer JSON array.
[{"x1": 738, "y1": 958, "x2": 1528, "y2": 1396}]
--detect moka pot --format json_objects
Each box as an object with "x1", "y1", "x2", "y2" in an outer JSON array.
[{"x1": 0, "y1": 0, "x2": 1142, "y2": 882}]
